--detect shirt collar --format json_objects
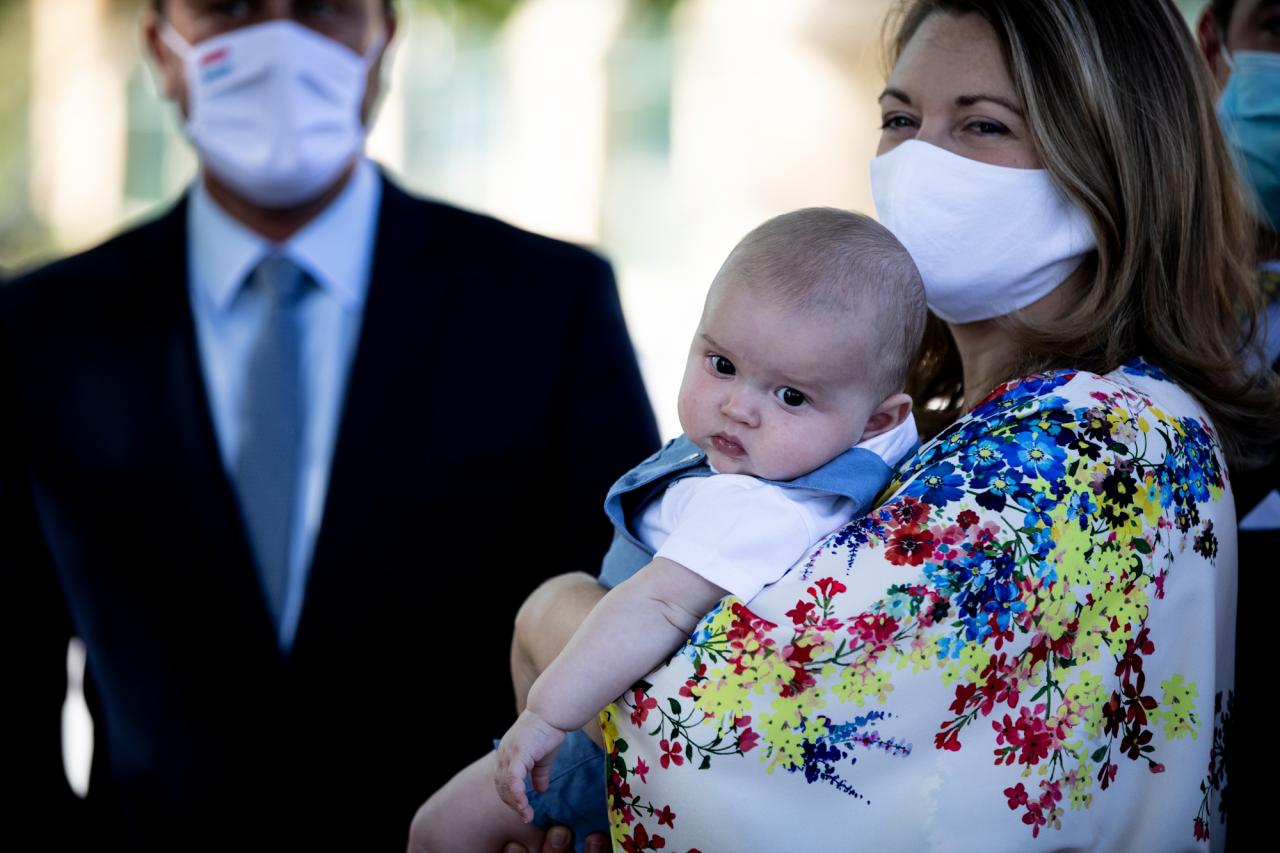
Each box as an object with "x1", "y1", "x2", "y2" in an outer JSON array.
[{"x1": 188, "y1": 158, "x2": 382, "y2": 312}]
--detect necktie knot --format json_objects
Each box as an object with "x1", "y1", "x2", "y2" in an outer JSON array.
[{"x1": 252, "y1": 254, "x2": 310, "y2": 308}]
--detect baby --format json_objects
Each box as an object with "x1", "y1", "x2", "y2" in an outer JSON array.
[{"x1": 413, "y1": 208, "x2": 925, "y2": 852}]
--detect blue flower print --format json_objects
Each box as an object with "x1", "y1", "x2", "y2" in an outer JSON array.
[
  {"x1": 983, "y1": 581, "x2": 1027, "y2": 631},
  {"x1": 1013, "y1": 431, "x2": 1067, "y2": 482},
  {"x1": 903, "y1": 462, "x2": 966, "y2": 507}
]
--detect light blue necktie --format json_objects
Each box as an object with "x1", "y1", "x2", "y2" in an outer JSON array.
[{"x1": 235, "y1": 255, "x2": 310, "y2": 630}]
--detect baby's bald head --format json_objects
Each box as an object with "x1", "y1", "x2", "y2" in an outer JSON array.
[{"x1": 708, "y1": 208, "x2": 926, "y2": 400}]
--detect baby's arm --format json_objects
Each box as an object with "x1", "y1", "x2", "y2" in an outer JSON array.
[{"x1": 494, "y1": 556, "x2": 726, "y2": 821}]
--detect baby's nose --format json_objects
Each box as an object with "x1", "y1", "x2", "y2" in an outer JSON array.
[{"x1": 720, "y1": 392, "x2": 760, "y2": 427}]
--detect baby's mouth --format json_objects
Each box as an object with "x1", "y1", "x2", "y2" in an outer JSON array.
[{"x1": 710, "y1": 433, "x2": 746, "y2": 458}]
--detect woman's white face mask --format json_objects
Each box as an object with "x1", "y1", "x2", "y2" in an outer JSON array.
[
  {"x1": 162, "y1": 21, "x2": 384, "y2": 209},
  {"x1": 870, "y1": 140, "x2": 1097, "y2": 324}
]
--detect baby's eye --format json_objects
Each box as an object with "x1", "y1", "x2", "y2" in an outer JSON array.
[
  {"x1": 710, "y1": 355, "x2": 736, "y2": 376},
  {"x1": 776, "y1": 387, "x2": 806, "y2": 407}
]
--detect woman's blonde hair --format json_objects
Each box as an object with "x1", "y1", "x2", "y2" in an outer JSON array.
[{"x1": 886, "y1": 0, "x2": 1279, "y2": 469}]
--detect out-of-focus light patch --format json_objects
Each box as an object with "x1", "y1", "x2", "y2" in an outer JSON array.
[
  {"x1": 670, "y1": 0, "x2": 889, "y2": 265},
  {"x1": 616, "y1": 267, "x2": 705, "y2": 439},
  {"x1": 614, "y1": 0, "x2": 893, "y2": 436},
  {"x1": 367, "y1": 9, "x2": 436, "y2": 173},
  {"x1": 63, "y1": 638, "x2": 92, "y2": 798},
  {"x1": 30, "y1": 0, "x2": 128, "y2": 250},
  {"x1": 491, "y1": 0, "x2": 629, "y2": 244}
]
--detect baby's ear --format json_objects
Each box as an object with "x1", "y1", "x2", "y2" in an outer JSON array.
[{"x1": 860, "y1": 393, "x2": 913, "y2": 439}]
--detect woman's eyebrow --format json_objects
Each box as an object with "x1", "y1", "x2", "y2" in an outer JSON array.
[
  {"x1": 878, "y1": 89, "x2": 1024, "y2": 118},
  {"x1": 956, "y1": 93, "x2": 1024, "y2": 117}
]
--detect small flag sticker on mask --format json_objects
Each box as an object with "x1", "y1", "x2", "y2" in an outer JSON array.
[{"x1": 199, "y1": 47, "x2": 231, "y2": 84}]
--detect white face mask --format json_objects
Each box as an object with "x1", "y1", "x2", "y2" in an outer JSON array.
[
  {"x1": 870, "y1": 140, "x2": 1097, "y2": 324},
  {"x1": 162, "y1": 21, "x2": 383, "y2": 209}
]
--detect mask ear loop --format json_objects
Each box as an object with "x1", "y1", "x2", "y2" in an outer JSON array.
[
  {"x1": 362, "y1": 29, "x2": 390, "y2": 67},
  {"x1": 158, "y1": 24, "x2": 195, "y2": 61}
]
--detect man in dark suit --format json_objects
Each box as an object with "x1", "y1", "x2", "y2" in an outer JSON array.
[{"x1": 0, "y1": 1, "x2": 658, "y2": 849}]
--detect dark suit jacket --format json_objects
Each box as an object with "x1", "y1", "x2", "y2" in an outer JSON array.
[{"x1": 0, "y1": 176, "x2": 660, "y2": 850}]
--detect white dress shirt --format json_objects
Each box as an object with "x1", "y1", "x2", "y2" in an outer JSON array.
[{"x1": 187, "y1": 159, "x2": 382, "y2": 649}]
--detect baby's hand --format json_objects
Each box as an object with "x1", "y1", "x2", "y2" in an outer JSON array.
[{"x1": 494, "y1": 709, "x2": 567, "y2": 822}]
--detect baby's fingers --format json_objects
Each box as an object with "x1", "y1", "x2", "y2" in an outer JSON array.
[
  {"x1": 530, "y1": 749, "x2": 558, "y2": 793},
  {"x1": 495, "y1": 756, "x2": 535, "y2": 822}
]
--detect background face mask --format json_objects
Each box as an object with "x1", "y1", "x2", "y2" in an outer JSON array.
[
  {"x1": 1218, "y1": 50, "x2": 1280, "y2": 230},
  {"x1": 163, "y1": 21, "x2": 380, "y2": 209},
  {"x1": 870, "y1": 140, "x2": 1097, "y2": 324}
]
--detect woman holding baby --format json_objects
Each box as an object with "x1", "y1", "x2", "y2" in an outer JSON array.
[{"x1": 411, "y1": 0, "x2": 1275, "y2": 849}]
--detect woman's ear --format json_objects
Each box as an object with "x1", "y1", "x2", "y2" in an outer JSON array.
[{"x1": 859, "y1": 392, "x2": 913, "y2": 440}]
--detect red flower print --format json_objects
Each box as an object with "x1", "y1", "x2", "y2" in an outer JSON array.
[
  {"x1": 956, "y1": 509, "x2": 979, "y2": 529},
  {"x1": 634, "y1": 757, "x2": 649, "y2": 784},
  {"x1": 658, "y1": 739, "x2": 684, "y2": 769},
  {"x1": 1016, "y1": 712, "x2": 1055, "y2": 766},
  {"x1": 934, "y1": 725, "x2": 962, "y2": 752},
  {"x1": 813, "y1": 577, "x2": 848, "y2": 599},
  {"x1": 1115, "y1": 627, "x2": 1154, "y2": 681},
  {"x1": 786, "y1": 599, "x2": 816, "y2": 625},
  {"x1": 1194, "y1": 818, "x2": 1209, "y2": 842},
  {"x1": 630, "y1": 689, "x2": 658, "y2": 727},
  {"x1": 849, "y1": 613, "x2": 899, "y2": 645},
  {"x1": 949, "y1": 682, "x2": 979, "y2": 715},
  {"x1": 885, "y1": 527, "x2": 936, "y2": 566},
  {"x1": 737, "y1": 727, "x2": 760, "y2": 753},
  {"x1": 887, "y1": 496, "x2": 930, "y2": 527},
  {"x1": 784, "y1": 641, "x2": 815, "y2": 664},
  {"x1": 655, "y1": 805, "x2": 677, "y2": 828},
  {"x1": 1004, "y1": 782, "x2": 1029, "y2": 809},
  {"x1": 1101, "y1": 692, "x2": 1124, "y2": 738},
  {"x1": 621, "y1": 823, "x2": 666, "y2": 852},
  {"x1": 1122, "y1": 674, "x2": 1158, "y2": 728},
  {"x1": 1098, "y1": 760, "x2": 1118, "y2": 791},
  {"x1": 1022, "y1": 802, "x2": 1047, "y2": 838},
  {"x1": 1121, "y1": 726, "x2": 1153, "y2": 760},
  {"x1": 781, "y1": 665, "x2": 817, "y2": 697}
]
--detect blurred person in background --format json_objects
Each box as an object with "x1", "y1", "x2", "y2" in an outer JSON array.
[
  {"x1": 0, "y1": 0, "x2": 658, "y2": 849},
  {"x1": 1197, "y1": 0, "x2": 1280, "y2": 844}
]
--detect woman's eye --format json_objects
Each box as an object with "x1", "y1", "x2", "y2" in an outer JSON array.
[
  {"x1": 966, "y1": 119, "x2": 1010, "y2": 137},
  {"x1": 710, "y1": 355, "x2": 735, "y2": 376},
  {"x1": 879, "y1": 113, "x2": 917, "y2": 131},
  {"x1": 776, "y1": 387, "x2": 806, "y2": 407}
]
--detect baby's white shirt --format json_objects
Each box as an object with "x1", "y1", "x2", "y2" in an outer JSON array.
[
  {"x1": 633, "y1": 413, "x2": 919, "y2": 602},
  {"x1": 635, "y1": 477, "x2": 850, "y2": 601}
]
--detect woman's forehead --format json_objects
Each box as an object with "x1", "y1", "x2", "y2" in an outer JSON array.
[{"x1": 887, "y1": 11, "x2": 1019, "y2": 105}]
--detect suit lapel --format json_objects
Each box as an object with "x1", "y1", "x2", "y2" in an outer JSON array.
[
  {"x1": 290, "y1": 178, "x2": 452, "y2": 655},
  {"x1": 123, "y1": 198, "x2": 280, "y2": 651}
]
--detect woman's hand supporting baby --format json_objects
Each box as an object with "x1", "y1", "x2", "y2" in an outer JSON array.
[{"x1": 493, "y1": 557, "x2": 728, "y2": 821}]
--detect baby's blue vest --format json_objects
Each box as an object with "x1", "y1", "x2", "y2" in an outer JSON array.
[{"x1": 596, "y1": 434, "x2": 897, "y2": 589}]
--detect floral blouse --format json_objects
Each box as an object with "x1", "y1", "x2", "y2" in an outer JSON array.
[{"x1": 602, "y1": 361, "x2": 1234, "y2": 852}]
